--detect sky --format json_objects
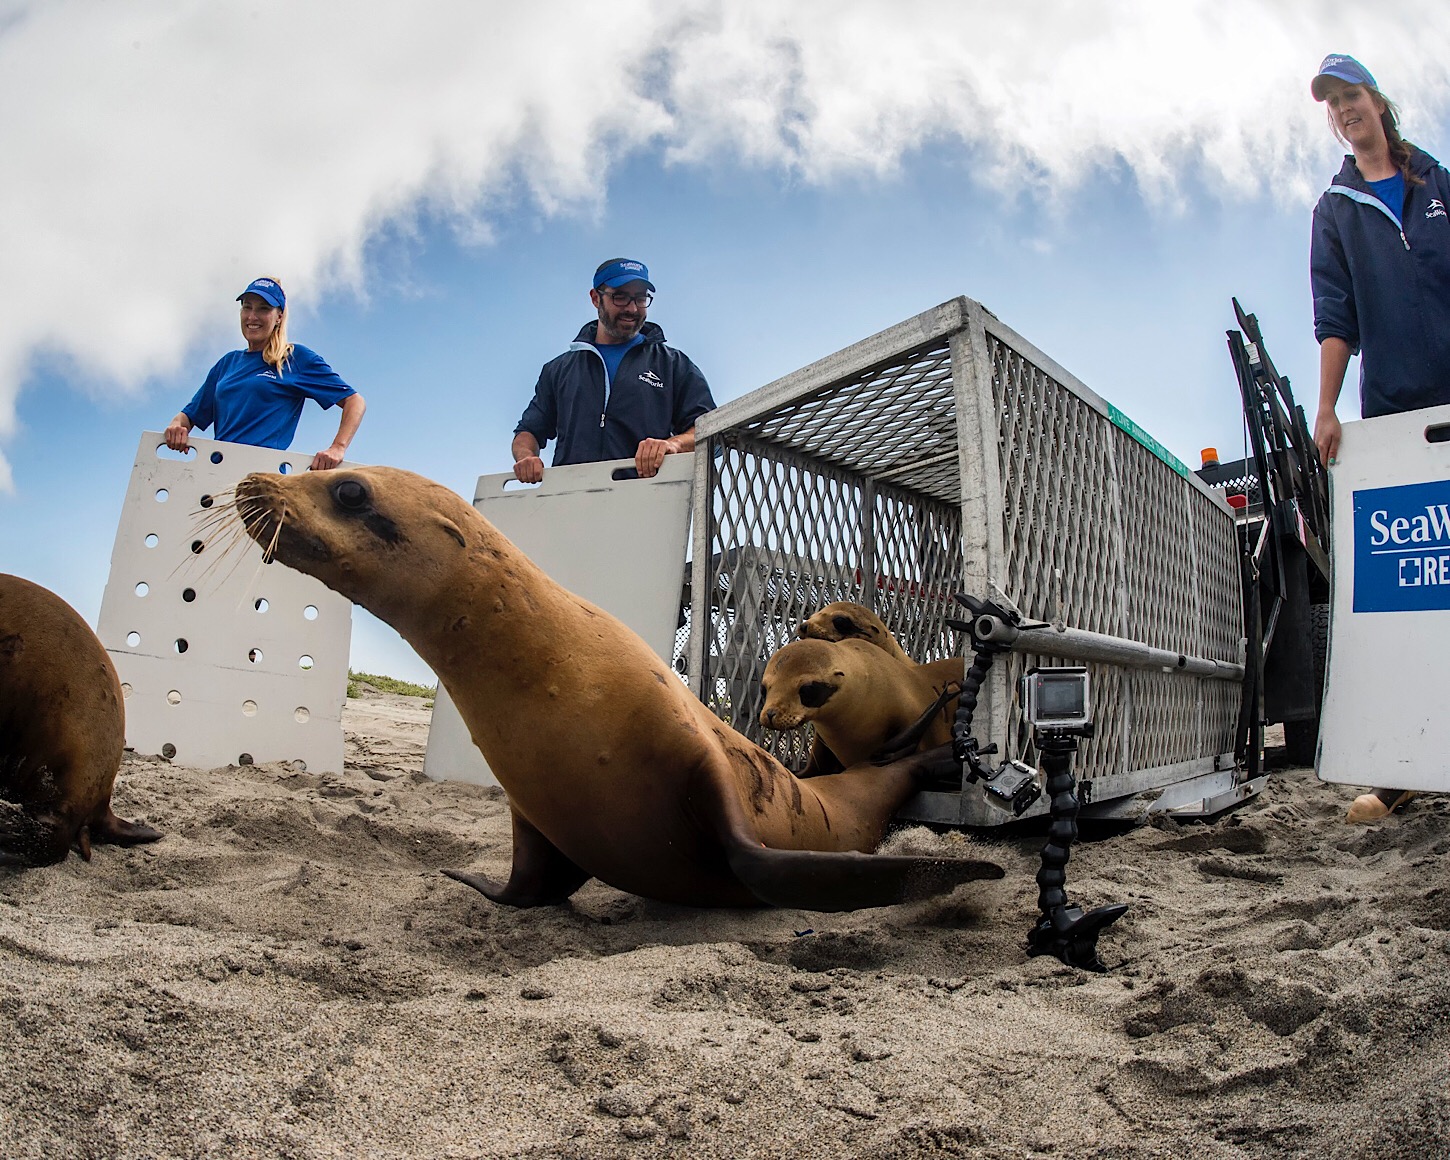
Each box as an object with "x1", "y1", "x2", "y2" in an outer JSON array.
[{"x1": 2, "y1": 1, "x2": 1449, "y2": 686}]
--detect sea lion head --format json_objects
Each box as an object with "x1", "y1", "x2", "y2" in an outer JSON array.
[
  {"x1": 797, "y1": 601, "x2": 909, "y2": 662},
  {"x1": 235, "y1": 466, "x2": 480, "y2": 625},
  {"x1": 759, "y1": 638, "x2": 849, "y2": 731}
]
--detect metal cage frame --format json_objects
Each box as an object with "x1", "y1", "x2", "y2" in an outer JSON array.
[{"x1": 685, "y1": 297, "x2": 1245, "y2": 825}]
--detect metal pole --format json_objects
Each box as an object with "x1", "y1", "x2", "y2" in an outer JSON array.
[{"x1": 971, "y1": 615, "x2": 1245, "y2": 682}]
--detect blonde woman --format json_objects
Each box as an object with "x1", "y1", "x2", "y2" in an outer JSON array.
[{"x1": 164, "y1": 277, "x2": 366, "y2": 470}]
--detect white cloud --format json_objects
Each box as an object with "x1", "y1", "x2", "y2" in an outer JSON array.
[{"x1": 1, "y1": 0, "x2": 1447, "y2": 487}]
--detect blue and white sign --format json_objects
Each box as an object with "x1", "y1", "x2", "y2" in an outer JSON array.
[{"x1": 1353, "y1": 478, "x2": 1450, "y2": 612}]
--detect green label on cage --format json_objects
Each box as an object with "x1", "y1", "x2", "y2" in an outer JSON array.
[{"x1": 1107, "y1": 404, "x2": 1190, "y2": 479}]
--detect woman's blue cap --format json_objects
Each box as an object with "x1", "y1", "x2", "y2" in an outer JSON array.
[
  {"x1": 593, "y1": 259, "x2": 655, "y2": 291},
  {"x1": 236, "y1": 277, "x2": 285, "y2": 309},
  {"x1": 1312, "y1": 54, "x2": 1377, "y2": 101}
]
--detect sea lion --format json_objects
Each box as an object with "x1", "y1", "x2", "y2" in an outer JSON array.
[
  {"x1": 799, "y1": 600, "x2": 913, "y2": 663},
  {"x1": 0, "y1": 574, "x2": 162, "y2": 866},
  {"x1": 799, "y1": 599, "x2": 964, "y2": 690},
  {"x1": 760, "y1": 638, "x2": 958, "y2": 777},
  {"x1": 233, "y1": 466, "x2": 1002, "y2": 910}
]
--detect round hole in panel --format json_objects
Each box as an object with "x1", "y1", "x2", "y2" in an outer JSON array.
[
  {"x1": 199, "y1": 494, "x2": 214, "y2": 509},
  {"x1": 298, "y1": 655, "x2": 315, "y2": 671},
  {"x1": 248, "y1": 648, "x2": 263, "y2": 664},
  {"x1": 155, "y1": 488, "x2": 169, "y2": 503},
  {"x1": 161, "y1": 743, "x2": 176, "y2": 759},
  {"x1": 134, "y1": 582, "x2": 149, "y2": 597},
  {"x1": 241, "y1": 699, "x2": 258, "y2": 717},
  {"x1": 145, "y1": 534, "x2": 159, "y2": 548},
  {"x1": 190, "y1": 540, "x2": 205, "y2": 554},
  {"x1": 294, "y1": 707, "x2": 310, "y2": 723},
  {"x1": 279, "y1": 462, "x2": 292, "y2": 474},
  {"x1": 290, "y1": 759, "x2": 308, "y2": 773},
  {"x1": 126, "y1": 632, "x2": 141, "y2": 647},
  {"x1": 302, "y1": 605, "x2": 318, "y2": 621},
  {"x1": 210, "y1": 451, "x2": 224, "y2": 464},
  {"x1": 182, "y1": 588, "x2": 196, "y2": 602},
  {"x1": 166, "y1": 690, "x2": 181, "y2": 705},
  {"x1": 238, "y1": 753, "x2": 254, "y2": 766},
  {"x1": 120, "y1": 683, "x2": 133, "y2": 698},
  {"x1": 174, "y1": 639, "x2": 189, "y2": 654},
  {"x1": 254, "y1": 598, "x2": 269, "y2": 613}
]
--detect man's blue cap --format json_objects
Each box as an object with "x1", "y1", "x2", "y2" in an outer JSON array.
[
  {"x1": 1312, "y1": 54, "x2": 1377, "y2": 101},
  {"x1": 593, "y1": 259, "x2": 655, "y2": 292},
  {"x1": 236, "y1": 277, "x2": 286, "y2": 310}
]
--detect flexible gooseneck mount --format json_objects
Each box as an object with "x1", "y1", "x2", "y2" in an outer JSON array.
[{"x1": 947, "y1": 593, "x2": 1128, "y2": 972}]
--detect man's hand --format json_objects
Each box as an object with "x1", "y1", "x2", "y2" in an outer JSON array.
[
  {"x1": 1314, "y1": 408, "x2": 1342, "y2": 467},
  {"x1": 310, "y1": 443, "x2": 347, "y2": 471},
  {"x1": 635, "y1": 436, "x2": 681, "y2": 479},
  {"x1": 163, "y1": 416, "x2": 192, "y2": 454},
  {"x1": 513, "y1": 455, "x2": 545, "y2": 483}
]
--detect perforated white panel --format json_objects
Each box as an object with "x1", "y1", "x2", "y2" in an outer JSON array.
[{"x1": 96, "y1": 432, "x2": 352, "y2": 772}]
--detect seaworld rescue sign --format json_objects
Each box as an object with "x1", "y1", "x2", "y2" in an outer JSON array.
[{"x1": 1353, "y1": 479, "x2": 1450, "y2": 612}]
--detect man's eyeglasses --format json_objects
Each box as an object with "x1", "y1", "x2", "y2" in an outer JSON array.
[{"x1": 599, "y1": 290, "x2": 653, "y2": 308}]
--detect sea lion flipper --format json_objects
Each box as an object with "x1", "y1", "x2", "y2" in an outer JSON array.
[
  {"x1": 726, "y1": 844, "x2": 1004, "y2": 912},
  {"x1": 94, "y1": 809, "x2": 163, "y2": 847},
  {"x1": 443, "y1": 810, "x2": 590, "y2": 908}
]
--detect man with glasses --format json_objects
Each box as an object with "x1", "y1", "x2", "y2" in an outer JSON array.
[{"x1": 511, "y1": 258, "x2": 716, "y2": 481}]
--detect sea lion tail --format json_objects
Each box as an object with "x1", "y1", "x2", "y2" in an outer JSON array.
[{"x1": 726, "y1": 843, "x2": 1004, "y2": 912}]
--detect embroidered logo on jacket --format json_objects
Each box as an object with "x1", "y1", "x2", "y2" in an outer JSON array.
[
  {"x1": 640, "y1": 370, "x2": 665, "y2": 388},
  {"x1": 1428, "y1": 199, "x2": 1447, "y2": 221}
]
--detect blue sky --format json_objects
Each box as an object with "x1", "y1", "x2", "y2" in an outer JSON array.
[{"x1": 2, "y1": 3, "x2": 1448, "y2": 684}]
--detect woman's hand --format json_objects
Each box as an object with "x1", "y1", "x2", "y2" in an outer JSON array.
[
  {"x1": 163, "y1": 414, "x2": 193, "y2": 453},
  {"x1": 310, "y1": 443, "x2": 347, "y2": 471},
  {"x1": 1314, "y1": 408, "x2": 1342, "y2": 466}
]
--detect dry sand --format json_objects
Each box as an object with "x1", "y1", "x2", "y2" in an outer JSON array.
[{"x1": 3, "y1": 691, "x2": 1447, "y2": 1159}]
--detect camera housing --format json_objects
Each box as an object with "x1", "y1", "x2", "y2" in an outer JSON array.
[{"x1": 1020, "y1": 666, "x2": 1091, "y2": 730}]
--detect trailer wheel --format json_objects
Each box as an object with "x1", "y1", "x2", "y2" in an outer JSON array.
[{"x1": 1284, "y1": 602, "x2": 1329, "y2": 766}]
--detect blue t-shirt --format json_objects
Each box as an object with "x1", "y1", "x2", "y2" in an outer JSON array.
[
  {"x1": 1367, "y1": 172, "x2": 1406, "y2": 219},
  {"x1": 591, "y1": 333, "x2": 644, "y2": 385},
  {"x1": 182, "y1": 344, "x2": 355, "y2": 450}
]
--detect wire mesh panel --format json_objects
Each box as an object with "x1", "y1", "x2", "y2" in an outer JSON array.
[{"x1": 690, "y1": 297, "x2": 1245, "y2": 824}]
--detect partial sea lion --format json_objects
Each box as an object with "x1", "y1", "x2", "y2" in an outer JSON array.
[
  {"x1": 799, "y1": 598, "x2": 964, "y2": 690},
  {"x1": 234, "y1": 467, "x2": 1003, "y2": 910},
  {"x1": 760, "y1": 638, "x2": 957, "y2": 776},
  {"x1": 799, "y1": 600, "x2": 913, "y2": 663},
  {"x1": 0, "y1": 573, "x2": 162, "y2": 866}
]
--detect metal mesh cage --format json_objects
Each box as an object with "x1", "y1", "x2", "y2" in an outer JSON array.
[{"x1": 688, "y1": 297, "x2": 1244, "y2": 823}]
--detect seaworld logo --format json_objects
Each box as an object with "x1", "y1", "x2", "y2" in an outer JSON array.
[
  {"x1": 1427, "y1": 199, "x2": 1447, "y2": 221},
  {"x1": 1366, "y1": 503, "x2": 1450, "y2": 547},
  {"x1": 1355, "y1": 480, "x2": 1450, "y2": 612}
]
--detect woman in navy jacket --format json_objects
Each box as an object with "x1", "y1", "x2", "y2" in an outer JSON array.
[{"x1": 1309, "y1": 55, "x2": 1450, "y2": 822}]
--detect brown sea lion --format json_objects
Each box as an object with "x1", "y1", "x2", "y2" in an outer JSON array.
[
  {"x1": 799, "y1": 599, "x2": 964, "y2": 689},
  {"x1": 233, "y1": 466, "x2": 1002, "y2": 911},
  {"x1": 0, "y1": 574, "x2": 162, "y2": 866},
  {"x1": 799, "y1": 600, "x2": 913, "y2": 663},
  {"x1": 760, "y1": 638, "x2": 958, "y2": 777}
]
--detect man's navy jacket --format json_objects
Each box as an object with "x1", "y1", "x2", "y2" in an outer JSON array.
[
  {"x1": 515, "y1": 321, "x2": 716, "y2": 465},
  {"x1": 1312, "y1": 144, "x2": 1450, "y2": 417}
]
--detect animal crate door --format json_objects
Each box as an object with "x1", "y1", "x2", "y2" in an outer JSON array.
[
  {"x1": 1319, "y1": 403, "x2": 1450, "y2": 791},
  {"x1": 423, "y1": 455, "x2": 695, "y2": 787}
]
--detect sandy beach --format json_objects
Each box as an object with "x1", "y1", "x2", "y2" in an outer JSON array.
[{"x1": 2, "y1": 688, "x2": 1446, "y2": 1159}]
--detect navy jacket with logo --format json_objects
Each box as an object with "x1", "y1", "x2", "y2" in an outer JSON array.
[
  {"x1": 514, "y1": 321, "x2": 716, "y2": 466},
  {"x1": 1311, "y1": 144, "x2": 1450, "y2": 417}
]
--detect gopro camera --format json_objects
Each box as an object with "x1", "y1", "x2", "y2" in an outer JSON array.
[{"x1": 1021, "y1": 666, "x2": 1091, "y2": 730}]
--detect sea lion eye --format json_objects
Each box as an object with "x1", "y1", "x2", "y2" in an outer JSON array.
[
  {"x1": 831, "y1": 616, "x2": 857, "y2": 637},
  {"x1": 799, "y1": 681, "x2": 836, "y2": 709},
  {"x1": 333, "y1": 480, "x2": 368, "y2": 511}
]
